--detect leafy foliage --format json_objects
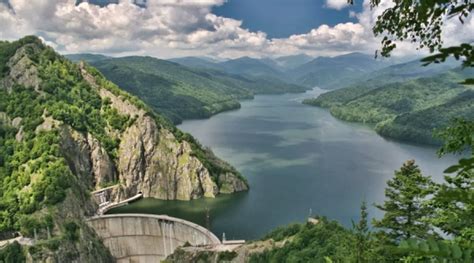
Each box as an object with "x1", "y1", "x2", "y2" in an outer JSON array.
[
  {"x1": 349, "y1": 0, "x2": 473, "y2": 84},
  {"x1": 353, "y1": 202, "x2": 370, "y2": 263},
  {"x1": 0, "y1": 241, "x2": 26, "y2": 263},
  {"x1": 0, "y1": 37, "x2": 126, "y2": 237},
  {"x1": 399, "y1": 238, "x2": 473, "y2": 262},
  {"x1": 0, "y1": 36, "x2": 43, "y2": 77},
  {"x1": 249, "y1": 218, "x2": 356, "y2": 263},
  {"x1": 262, "y1": 223, "x2": 302, "y2": 242}
]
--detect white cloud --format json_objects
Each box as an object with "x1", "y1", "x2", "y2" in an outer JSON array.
[
  {"x1": 326, "y1": 0, "x2": 349, "y2": 10},
  {"x1": 0, "y1": 0, "x2": 471, "y2": 59}
]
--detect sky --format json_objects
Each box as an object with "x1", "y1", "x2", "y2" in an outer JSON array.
[
  {"x1": 213, "y1": 0, "x2": 363, "y2": 38},
  {"x1": 0, "y1": 0, "x2": 472, "y2": 59}
]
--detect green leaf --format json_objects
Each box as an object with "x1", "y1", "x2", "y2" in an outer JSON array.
[
  {"x1": 427, "y1": 239, "x2": 439, "y2": 253},
  {"x1": 459, "y1": 158, "x2": 474, "y2": 166},
  {"x1": 444, "y1": 165, "x2": 461, "y2": 173},
  {"x1": 439, "y1": 242, "x2": 451, "y2": 257},
  {"x1": 419, "y1": 241, "x2": 429, "y2": 253},
  {"x1": 452, "y1": 243, "x2": 462, "y2": 259},
  {"x1": 400, "y1": 240, "x2": 410, "y2": 249}
]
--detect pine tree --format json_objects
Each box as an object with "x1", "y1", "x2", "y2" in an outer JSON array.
[
  {"x1": 433, "y1": 119, "x2": 474, "y2": 243},
  {"x1": 373, "y1": 160, "x2": 436, "y2": 243},
  {"x1": 354, "y1": 201, "x2": 370, "y2": 263}
]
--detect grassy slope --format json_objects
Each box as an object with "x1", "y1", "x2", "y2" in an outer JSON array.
[{"x1": 304, "y1": 69, "x2": 473, "y2": 145}]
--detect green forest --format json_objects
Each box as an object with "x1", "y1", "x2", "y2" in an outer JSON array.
[
  {"x1": 69, "y1": 55, "x2": 307, "y2": 124},
  {"x1": 0, "y1": 36, "x2": 121, "y2": 261},
  {"x1": 304, "y1": 69, "x2": 474, "y2": 145}
]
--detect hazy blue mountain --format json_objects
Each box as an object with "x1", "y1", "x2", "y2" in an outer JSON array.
[
  {"x1": 274, "y1": 54, "x2": 314, "y2": 70},
  {"x1": 65, "y1": 53, "x2": 110, "y2": 63},
  {"x1": 169, "y1": 56, "x2": 221, "y2": 70},
  {"x1": 218, "y1": 56, "x2": 285, "y2": 79},
  {"x1": 290, "y1": 52, "x2": 388, "y2": 89},
  {"x1": 171, "y1": 54, "x2": 313, "y2": 73}
]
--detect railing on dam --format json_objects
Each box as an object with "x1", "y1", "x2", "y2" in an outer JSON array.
[{"x1": 87, "y1": 213, "x2": 221, "y2": 262}]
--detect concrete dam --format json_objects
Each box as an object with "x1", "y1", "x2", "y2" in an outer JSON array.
[{"x1": 87, "y1": 213, "x2": 221, "y2": 262}]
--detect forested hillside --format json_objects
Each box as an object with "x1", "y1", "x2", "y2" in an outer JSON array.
[
  {"x1": 70, "y1": 55, "x2": 307, "y2": 123},
  {"x1": 65, "y1": 53, "x2": 109, "y2": 63},
  {"x1": 289, "y1": 52, "x2": 389, "y2": 89},
  {"x1": 304, "y1": 68, "x2": 473, "y2": 145},
  {"x1": 168, "y1": 56, "x2": 222, "y2": 70},
  {"x1": 0, "y1": 36, "x2": 248, "y2": 261}
]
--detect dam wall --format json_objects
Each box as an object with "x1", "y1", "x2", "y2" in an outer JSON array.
[{"x1": 87, "y1": 214, "x2": 221, "y2": 262}]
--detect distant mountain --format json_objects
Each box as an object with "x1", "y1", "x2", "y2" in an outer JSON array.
[
  {"x1": 65, "y1": 53, "x2": 110, "y2": 63},
  {"x1": 169, "y1": 56, "x2": 221, "y2": 70},
  {"x1": 304, "y1": 58, "x2": 460, "y2": 109},
  {"x1": 290, "y1": 52, "x2": 389, "y2": 89},
  {"x1": 274, "y1": 54, "x2": 314, "y2": 70},
  {"x1": 361, "y1": 57, "x2": 459, "y2": 85},
  {"x1": 70, "y1": 54, "x2": 307, "y2": 123},
  {"x1": 171, "y1": 54, "x2": 313, "y2": 73},
  {"x1": 304, "y1": 68, "x2": 473, "y2": 145},
  {"x1": 218, "y1": 56, "x2": 285, "y2": 79}
]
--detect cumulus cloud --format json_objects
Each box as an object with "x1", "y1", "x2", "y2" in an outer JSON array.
[
  {"x1": 0, "y1": 0, "x2": 471, "y2": 59},
  {"x1": 326, "y1": 0, "x2": 349, "y2": 10}
]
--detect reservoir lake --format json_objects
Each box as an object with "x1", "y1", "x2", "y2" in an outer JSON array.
[{"x1": 110, "y1": 88, "x2": 459, "y2": 240}]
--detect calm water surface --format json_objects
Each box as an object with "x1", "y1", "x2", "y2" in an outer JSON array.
[{"x1": 111, "y1": 88, "x2": 459, "y2": 240}]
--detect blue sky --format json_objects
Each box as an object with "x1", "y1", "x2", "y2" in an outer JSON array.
[
  {"x1": 2, "y1": 0, "x2": 468, "y2": 58},
  {"x1": 213, "y1": 0, "x2": 364, "y2": 38}
]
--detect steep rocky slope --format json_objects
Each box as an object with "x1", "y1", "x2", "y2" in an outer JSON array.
[{"x1": 0, "y1": 36, "x2": 247, "y2": 261}]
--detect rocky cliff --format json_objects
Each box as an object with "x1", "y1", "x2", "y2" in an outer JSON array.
[
  {"x1": 2, "y1": 37, "x2": 247, "y2": 201},
  {"x1": 0, "y1": 36, "x2": 247, "y2": 262}
]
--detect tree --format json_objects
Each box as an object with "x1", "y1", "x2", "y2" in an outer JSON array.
[
  {"x1": 433, "y1": 119, "x2": 474, "y2": 245},
  {"x1": 0, "y1": 241, "x2": 25, "y2": 263},
  {"x1": 349, "y1": 0, "x2": 473, "y2": 83},
  {"x1": 373, "y1": 160, "x2": 437, "y2": 242},
  {"x1": 395, "y1": 122, "x2": 474, "y2": 261},
  {"x1": 353, "y1": 201, "x2": 370, "y2": 262}
]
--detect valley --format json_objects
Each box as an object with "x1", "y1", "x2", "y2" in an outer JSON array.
[
  {"x1": 0, "y1": 36, "x2": 472, "y2": 262},
  {"x1": 111, "y1": 88, "x2": 459, "y2": 240}
]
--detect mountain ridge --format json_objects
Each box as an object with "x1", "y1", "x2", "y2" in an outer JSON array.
[
  {"x1": 70, "y1": 54, "x2": 308, "y2": 123},
  {"x1": 304, "y1": 68, "x2": 473, "y2": 145}
]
